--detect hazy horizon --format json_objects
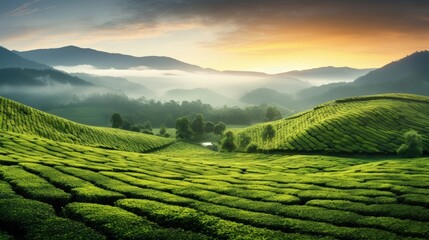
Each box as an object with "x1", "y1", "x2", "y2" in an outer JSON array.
[{"x1": 1, "y1": 0, "x2": 428, "y2": 73}]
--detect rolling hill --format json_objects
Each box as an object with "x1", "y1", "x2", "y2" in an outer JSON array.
[
  {"x1": 240, "y1": 88, "x2": 294, "y2": 108},
  {"x1": 296, "y1": 51, "x2": 429, "y2": 108},
  {"x1": 237, "y1": 94, "x2": 429, "y2": 153},
  {"x1": 0, "y1": 96, "x2": 174, "y2": 153},
  {"x1": 282, "y1": 66, "x2": 374, "y2": 85},
  {"x1": 1, "y1": 94, "x2": 429, "y2": 239},
  {"x1": 16, "y1": 46, "x2": 208, "y2": 72},
  {"x1": 0, "y1": 46, "x2": 51, "y2": 70}
]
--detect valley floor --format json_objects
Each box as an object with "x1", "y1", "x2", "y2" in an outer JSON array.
[{"x1": 1, "y1": 131, "x2": 429, "y2": 239}]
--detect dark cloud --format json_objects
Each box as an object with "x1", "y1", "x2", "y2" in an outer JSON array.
[{"x1": 120, "y1": 0, "x2": 429, "y2": 36}]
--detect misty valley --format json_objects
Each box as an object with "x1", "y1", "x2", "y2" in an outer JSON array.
[{"x1": 1, "y1": 1, "x2": 429, "y2": 239}]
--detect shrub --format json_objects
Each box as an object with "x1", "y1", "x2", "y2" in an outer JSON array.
[
  {"x1": 220, "y1": 131, "x2": 236, "y2": 152},
  {"x1": 246, "y1": 142, "x2": 259, "y2": 153},
  {"x1": 262, "y1": 124, "x2": 275, "y2": 141},
  {"x1": 397, "y1": 130, "x2": 423, "y2": 158}
]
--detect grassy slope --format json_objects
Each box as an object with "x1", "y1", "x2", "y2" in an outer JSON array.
[
  {"x1": 238, "y1": 93, "x2": 429, "y2": 153},
  {"x1": 1, "y1": 130, "x2": 429, "y2": 239},
  {"x1": 0, "y1": 97, "x2": 174, "y2": 153}
]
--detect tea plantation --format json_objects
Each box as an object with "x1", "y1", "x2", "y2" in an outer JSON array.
[
  {"x1": 1, "y1": 95, "x2": 429, "y2": 239},
  {"x1": 238, "y1": 94, "x2": 429, "y2": 153},
  {"x1": 0, "y1": 97, "x2": 174, "y2": 153}
]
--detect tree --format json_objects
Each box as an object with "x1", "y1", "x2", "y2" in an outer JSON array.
[
  {"x1": 142, "y1": 121, "x2": 152, "y2": 131},
  {"x1": 214, "y1": 122, "x2": 226, "y2": 135},
  {"x1": 110, "y1": 113, "x2": 123, "y2": 128},
  {"x1": 265, "y1": 106, "x2": 282, "y2": 122},
  {"x1": 262, "y1": 124, "x2": 275, "y2": 141},
  {"x1": 221, "y1": 131, "x2": 236, "y2": 152},
  {"x1": 191, "y1": 114, "x2": 205, "y2": 136},
  {"x1": 238, "y1": 133, "x2": 252, "y2": 151},
  {"x1": 159, "y1": 124, "x2": 167, "y2": 136},
  {"x1": 121, "y1": 120, "x2": 131, "y2": 130},
  {"x1": 205, "y1": 121, "x2": 215, "y2": 133},
  {"x1": 175, "y1": 117, "x2": 193, "y2": 140},
  {"x1": 397, "y1": 130, "x2": 423, "y2": 158}
]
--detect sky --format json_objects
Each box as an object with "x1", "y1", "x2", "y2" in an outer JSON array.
[{"x1": 1, "y1": 0, "x2": 428, "y2": 73}]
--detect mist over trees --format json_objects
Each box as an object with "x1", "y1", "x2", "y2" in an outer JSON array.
[{"x1": 62, "y1": 94, "x2": 291, "y2": 127}]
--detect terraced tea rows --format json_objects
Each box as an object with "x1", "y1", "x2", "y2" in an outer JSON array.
[
  {"x1": 238, "y1": 94, "x2": 429, "y2": 153},
  {"x1": 1, "y1": 130, "x2": 429, "y2": 239},
  {"x1": 0, "y1": 96, "x2": 174, "y2": 153}
]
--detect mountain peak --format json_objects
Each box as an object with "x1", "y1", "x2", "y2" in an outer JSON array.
[
  {"x1": 0, "y1": 46, "x2": 51, "y2": 70},
  {"x1": 354, "y1": 50, "x2": 429, "y2": 85}
]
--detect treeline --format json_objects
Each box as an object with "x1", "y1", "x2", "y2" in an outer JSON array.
[{"x1": 63, "y1": 94, "x2": 291, "y2": 127}]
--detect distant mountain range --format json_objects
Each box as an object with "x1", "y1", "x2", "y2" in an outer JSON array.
[
  {"x1": 0, "y1": 46, "x2": 50, "y2": 70},
  {"x1": 295, "y1": 51, "x2": 429, "y2": 109},
  {"x1": 239, "y1": 51, "x2": 429, "y2": 109},
  {"x1": 280, "y1": 66, "x2": 374, "y2": 84},
  {"x1": 0, "y1": 68, "x2": 91, "y2": 87},
  {"x1": 2, "y1": 44, "x2": 429, "y2": 113},
  {"x1": 15, "y1": 46, "x2": 209, "y2": 72}
]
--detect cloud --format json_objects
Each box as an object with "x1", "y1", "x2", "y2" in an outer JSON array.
[
  {"x1": 6, "y1": 0, "x2": 42, "y2": 17},
  {"x1": 115, "y1": 0, "x2": 429, "y2": 49}
]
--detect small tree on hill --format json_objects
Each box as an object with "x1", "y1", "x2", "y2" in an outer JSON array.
[
  {"x1": 121, "y1": 120, "x2": 131, "y2": 130},
  {"x1": 238, "y1": 133, "x2": 252, "y2": 151},
  {"x1": 175, "y1": 117, "x2": 193, "y2": 140},
  {"x1": 191, "y1": 114, "x2": 205, "y2": 136},
  {"x1": 221, "y1": 131, "x2": 236, "y2": 152},
  {"x1": 159, "y1": 124, "x2": 167, "y2": 136},
  {"x1": 262, "y1": 124, "x2": 275, "y2": 141},
  {"x1": 265, "y1": 106, "x2": 282, "y2": 122},
  {"x1": 205, "y1": 121, "x2": 215, "y2": 133},
  {"x1": 214, "y1": 122, "x2": 226, "y2": 135},
  {"x1": 397, "y1": 130, "x2": 423, "y2": 158},
  {"x1": 111, "y1": 113, "x2": 123, "y2": 128}
]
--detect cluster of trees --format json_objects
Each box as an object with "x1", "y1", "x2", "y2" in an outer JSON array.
[
  {"x1": 176, "y1": 114, "x2": 226, "y2": 140},
  {"x1": 220, "y1": 124, "x2": 276, "y2": 153},
  {"x1": 111, "y1": 113, "x2": 158, "y2": 135},
  {"x1": 66, "y1": 94, "x2": 289, "y2": 127},
  {"x1": 397, "y1": 130, "x2": 423, "y2": 158}
]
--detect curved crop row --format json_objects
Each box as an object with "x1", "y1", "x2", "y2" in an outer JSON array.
[
  {"x1": 238, "y1": 94, "x2": 429, "y2": 153},
  {"x1": 0, "y1": 96, "x2": 174, "y2": 153}
]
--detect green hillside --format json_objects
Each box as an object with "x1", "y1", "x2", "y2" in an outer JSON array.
[
  {"x1": 238, "y1": 94, "x2": 429, "y2": 153},
  {"x1": 0, "y1": 96, "x2": 174, "y2": 153},
  {"x1": 1, "y1": 130, "x2": 429, "y2": 239}
]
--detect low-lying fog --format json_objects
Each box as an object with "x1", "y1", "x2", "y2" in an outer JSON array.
[{"x1": 54, "y1": 65, "x2": 312, "y2": 98}]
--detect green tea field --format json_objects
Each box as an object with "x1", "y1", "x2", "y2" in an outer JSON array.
[
  {"x1": 238, "y1": 94, "x2": 429, "y2": 153},
  {"x1": 1, "y1": 95, "x2": 429, "y2": 239}
]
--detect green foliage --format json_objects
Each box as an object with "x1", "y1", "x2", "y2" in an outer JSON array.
[
  {"x1": 205, "y1": 121, "x2": 214, "y2": 133},
  {"x1": 262, "y1": 124, "x2": 275, "y2": 141},
  {"x1": 0, "y1": 97, "x2": 174, "y2": 153},
  {"x1": 63, "y1": 203, "x2": 208, "y2": 240},
  {"x1": 397, "y1": 130, "x2": 423, "y2": 158},
  {"x1": 0, "y1": 198, "x2": 103, "y2": 240},
  {"x1": 237, "y1": 133, "x2": 252, "y2": 151},
  {"x1": 220, "y1": 131, "x2": 236, "y2": 152},
  {"x1": 246, "y1": 142, "x2": 259, "y2": 153},
  {"x1": 0, "y1": 166, "x2": 70, "y2": 207},
  {"x1": 239, "y1": 93, "x2": 429, "y2": 153},
  {"x1": 2, "y1": 104, "x2": 429, "y2": 240},
  {"x1": 191, "y1": 114, "x2": 205, "y2": 136},
  {"x1": 159, "y1": 124, "x2": 167, "y2": 136},
  {"x1": 110, "y1": 113, "x2": 122, "y2": 128},
  {"x1": 213, "y1": 122, "x2": 226, "y2": 135},
  {"x1": 175, "y1": 117, "x2": 193, "y2": 140},
  {"x1": 265, "y1": 106, "x2": 282, "y2": 121}
]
